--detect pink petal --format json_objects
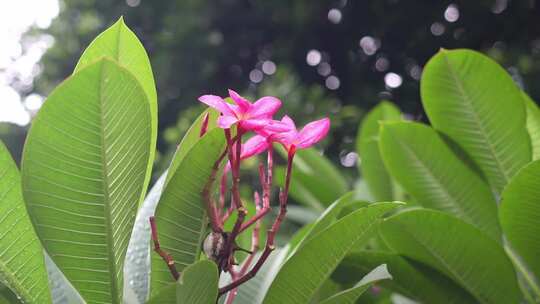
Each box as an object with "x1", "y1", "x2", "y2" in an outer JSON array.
[
  {"x1": 255, "y1": 118, "x2": 294, "y2": 138},
  {"x1": 228, "y1": 89, "x2": 251, "y2": 113},
  {"x1": 249, "y1": 96, "x2": 282, "y2": 118},
  {"x1": 239, "y1": 118, "x2": 269, "y2": 131},
  {"x1": 218, "y1": 115, "x2": 239, "y2": 129},
  {"x1": 241, "y1": 135, "x2": 269, "y2": 159},
  {"x1": 296, "y1": 118, "x2": 330, "y2": 149},
  {"x1": 280, "y1": 115, "x2": 297, "y2": 130},
  {"x1": 199, "y1": 95, "x2": 235, "y2": 116}
]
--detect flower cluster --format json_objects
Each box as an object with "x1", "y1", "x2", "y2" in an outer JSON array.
[
  {"x1": 198, "y1": 90, "x2": 329, "y2": 302},
  {"x1": 151, "y1": 89, "x2": 329, "y2": 303},
  {"x1": 200, "y1": 89, "x2": 330, "y2": 157}
]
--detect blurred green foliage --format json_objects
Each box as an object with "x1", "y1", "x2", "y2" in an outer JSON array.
[{"x1": 5, "y1": 0, "x2": 540, "y2": 173}]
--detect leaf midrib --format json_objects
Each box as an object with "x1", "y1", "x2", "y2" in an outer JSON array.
[
  {"x1": 287, "y1": 211, "x2": 386, "y2": 303},
  {"x1": 391, "y1": 132, "x2": 474, "y2": 225},
  {"x1": 441, "y1": 52, "x2": 510, "y2": 186},
  {"x1": 393, "y1": 220, "x2": 489, "y2": 304},
  {"x1": 98, "y1": 62, "x2": 120, "y2": 304}
]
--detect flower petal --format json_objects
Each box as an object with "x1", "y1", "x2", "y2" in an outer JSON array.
[
  {"x1": 199, "y1": 95, "x2": 235, "y2": 116},
  {"x1": 241, "y1": 135, "x2": 269, "y2": 159},
  {"x1": 296, "y1": 118, "x2": 330, "y2": 149},
  {"x1": 280, "y1": 115, "x2": 296, "y2": 130},
  {"x1": 218, "y1": 115, "x2": 239, "y2": 129},
  {"x1": 239, "y1": 118, "x2": 269, "y2": 131},
  {"x1": 249, "y1": 96, "x2": 282, "y2": 118},
  {"x1": 228, "y1": 89, "x2": 251, "y2": 113}
]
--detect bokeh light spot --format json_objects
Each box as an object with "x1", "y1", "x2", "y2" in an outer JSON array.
[
  {"x1": 384, "y1": 72, "x2": 402, "y2": 88},
  {"x1": 249, "y1": 69, "x2": 264, "y2": 83},
  {"x1": 328, "y1": 9, "x2": 342, "y2": 24},
  {"x1": 306, "y1": 49, "x2": 322, "y2": 66},
  {"x1": 444, "y1": 4, "x2": 459, "y2": 23},
  {"x1": 262, "y1": 61, "x2": 276, "y2": 75},
  {"x1": 325, "y1": 75, "x2": 340, "y2": 90}
]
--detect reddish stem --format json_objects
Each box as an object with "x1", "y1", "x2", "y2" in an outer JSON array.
[
  {"x1": 219, "y1": 131, "x2": 248, "y2": 272},
  {"x1": 149, "y1": 216, "x2": 180, "y2": 280},
  {"x1": 224, "y1": 193, "x2": 262, "y2": 304},
  {"x1": 202, "y1": 146, "x2": 228, "y2": 233},
  {"x1": 219, "y1": 147, "x2": 295, "y2": 296}
]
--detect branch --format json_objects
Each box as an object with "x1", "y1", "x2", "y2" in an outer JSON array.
[{"x1": 149, "y1": 216, "x2": 179, "y2": 280}]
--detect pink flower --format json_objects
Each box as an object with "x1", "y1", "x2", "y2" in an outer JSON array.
[
  {"x1": 198, "y1": 89, "x2": 287, "y2": 132},
  {"x1": 270, "y1": 116, "x2": 330, "y2": 151}
]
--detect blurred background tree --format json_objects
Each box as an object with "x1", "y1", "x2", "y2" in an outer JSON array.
[{"x1": 2, "y1": 0, "x2": 540, "y2": 180}]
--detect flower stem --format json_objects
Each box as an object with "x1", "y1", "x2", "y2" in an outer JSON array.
[
  {"x1": 218, "y1": 148, "x2": 295, "y2": 296},
  {"x1": 149, "y1": 216, "x2": 179, "y2": 280}
]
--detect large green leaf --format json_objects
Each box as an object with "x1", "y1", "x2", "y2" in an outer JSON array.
[
  {"x1": 379, "y1": 121, "x2": 500, "y2": 240},
  {"x1": 275, "y1": 148, "x2": 348, "y2": 211},
  {"x1": 21, "y1": 59, "x2": 151, "y2": 304},
  {"x1": 523, "y1": 93, "x2": 540, "y2": 160},
  {"x1": 380, "y1": 209, "x2": 521, "y2": 304},
  {"x1": 334, "y1": 251, "x2": 476, "y2": 303},
  {"x1": 263, "y1": 202, "x2": 401, "y2": 304},
  {"x1": 166, "y1": 109, "x2": 219, "y2": 185},
  {"x1": 356, "y1": 101, "x2": 401, "y2": 201},
  {"x1": 74, "y1": 17, "x2": 158, "y2": 207},
  {"x1": 288, "y1": 192, "x2": 369, "y2": 258},
  {"x1": 320, "y1": 264, "x2": 391, "y2": 304},
  {"x1": 421, "y1": 49, "x2": 531, "y2": 194},
  {"x1": 176, "y1": 260, "x2": 218, "y2": 304},
  {"x1": 499, "y1": 159, "x2": 540, "y2": 297},
  {"x1": 0, "y1": 142, "x2": 51, "y2": 303},
  {"x1": 150, "y1": 129, "x2": 226, "y2": 295}
]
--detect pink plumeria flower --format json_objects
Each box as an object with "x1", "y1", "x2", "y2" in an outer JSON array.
[
  {"x1": 198, "y1": 89, "x2": 287, "y2": 133},
  {"x1": 270, "y1": 116, "x2": 330, "y2": 152}
]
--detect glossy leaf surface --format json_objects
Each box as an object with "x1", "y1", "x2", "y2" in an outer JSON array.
[{"x1": 22, "y1": 59, "x2": 151, "y2": 304}]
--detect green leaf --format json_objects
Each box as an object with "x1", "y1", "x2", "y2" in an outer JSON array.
[
  {"x1": 380, "y1": 208, "x2": 521, "y2": 304},
  {"x1": 21, "y1": 59, "x2": 151, "y2": 304},
  {"x1": 379, "y1": 121, "x2": 500, "y2": 240},
  {"x1": 263, "y1": 202, "x2": 402, "y2": 304},
  {"x1": 74, "y1": 17, "x2": 158, "y2": 207},
  {"x1": 499, "y1": 159, "x2": 540, "y2": 297},
  {"x1": 356, "y1": 101, "x2": 401, "y2": 201},
  {"x1": 150, "y1": 129, "x2": 226, "y2": 295},
  {"x1": 288, "y1": 192, "x2": 369, "y2": 257},
  {"x1": 166, "y1": 109, "x2": 219, "y2": 185},
  {"x1": 147, "y1": 282, "x2": 175, "y2": 304},
  {"x1": 0, "y1": 283, "x2": 21, "y2": 304},
  {"x1": 275, "y1": 147, "x2": 348, "y2": 211},
  {"x1": 421, "y1": 49, "x2": 531, "y2": 194},
  {"x1": 176, "y1": 260, "x2": 218, "y2": 304},
  {"x1": 228, "y1": 248, "x2": 289, "y2": 304},
  {"x1": 320, "y1": 264, "x2": 392, "y2": 304},
  {"x1": 0, "y1": 142, "x2": 51, "y2": 304},
  {"x1": 523, "y1": 93, "x2": 540, "y2": 160},
  {"x1": 334, "y1": 251, "x2": 476, "y2": 303}
]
